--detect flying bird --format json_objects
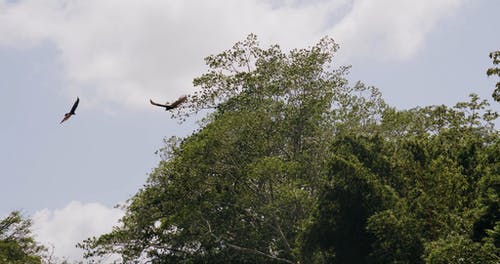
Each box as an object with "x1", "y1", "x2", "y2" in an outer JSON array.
[
  {"x1": 150, "y1": 95, "x2": 187, "y2": 111},
  {"x1": 60, "y1": 97, "x2": 79, "y2": 124}
]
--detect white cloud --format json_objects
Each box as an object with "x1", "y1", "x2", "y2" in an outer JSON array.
[
  {"x1": 0, "y1": 0, "x2": 467, "y2": 109},
  {"x1": 330, "y1": 0, "x2": 467, "y2": 61},
  {"x1": 32, "y1": 201, "x2": 123, "y2": 262}
]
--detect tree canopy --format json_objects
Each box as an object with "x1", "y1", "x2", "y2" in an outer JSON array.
[
  {"x1": 0, "y1": 211, "x2": 46, "y2": 264},
  {"x1": 78, "y1": 35, "x2": 499, "y2": 264},
  {"x1": 487, "y1": 50, "x2": 500, "y2": 102}
]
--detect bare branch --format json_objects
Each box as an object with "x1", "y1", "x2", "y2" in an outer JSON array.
[
  {"x1": 274, "y1": 220, "x2": 292, "y2": 254},
  {"x1": 223, "y1": 241, "x2": 294, "y2": 264},
  {"x1": 201, "y1": 217, "x2": 295, "y2": 264}
]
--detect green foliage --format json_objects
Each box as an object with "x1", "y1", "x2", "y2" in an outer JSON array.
[
  {"x1": 302, "y1": 135, "x2": 398, "y2": 263},
  {"x1": 425, "y1": 235, "x2": 499, "y2": 264},
  {"x1": 79, "y1": 35, "x2": 499, "y2": 263},
  {"x1": 487, "y1": 50, "x2": 500, "y2": 101},
  {"x1": 0, "y1": 211, "x2": 46, "y2": 264},
  {"x1": 472, "y1": 138, "x2": 500, "y2": 246}
]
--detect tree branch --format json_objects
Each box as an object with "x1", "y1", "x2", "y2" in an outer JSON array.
[
  {"x1": 223, "y1": 241, "x2": 294, "y2": 264},
  {"x1": 273, "y1": 219, "x2": 292, "y2": 254},
  {"x1": 202, "y1": 217, "x2": 295, "y2": 264}
]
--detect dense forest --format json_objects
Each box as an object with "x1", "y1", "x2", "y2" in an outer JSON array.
[{"x1": 2, "y1": 35, "x2": 499, "y2": 263}]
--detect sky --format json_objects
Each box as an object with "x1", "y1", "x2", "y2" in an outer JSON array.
[{"x1": 0, "y1": 0, "x2": 498, "y2": 261}]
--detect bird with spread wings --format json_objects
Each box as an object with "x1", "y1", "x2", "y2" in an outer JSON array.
[
  {"x1": 150, "y1": 95, "x2": 187, "y2": 111},
  {"x1": 60, "y1": 97, "x2": 79, "y2": 124}
]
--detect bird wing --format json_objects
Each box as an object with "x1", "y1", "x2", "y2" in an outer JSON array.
[
  {"x1": 150, "y1": 99, "x2": 168, "y2": 108},
  {"x1": 167, "y1": 95, "x2": 188, "y2": 109},
  {"x1": 69, "y1": 97, "x2": 79, "y2": 114}
]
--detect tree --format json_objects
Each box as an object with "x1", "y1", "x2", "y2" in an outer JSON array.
[
  {"x1": 78, "y1": 34, "x2": 386, "y2": 263},
  {"x1": 487, "y1": 50, "x2": 500, "y2": 102},
  {"x1": 0, "y1": 211, "x2": 46, "y2": 264},
  {"x1": 301, "y1": 135, "x2": 398, "y2": 263},
  {"x1": 425, "y1": 235, "x2": 499, "y2": 264},
  {"x1": 79, "y1": 35, "x2": 499, "y2": 263},
  {"x1": 301, "y1": 95, "x2": 499, "y2": 263}
]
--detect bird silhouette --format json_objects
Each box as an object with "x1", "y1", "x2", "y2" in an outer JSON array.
[
  {"x1": 150, "y1": 95, "x2": 187, "y2": 110},
  {"x1": 60, "y1": 97, "x2": 79, "y2": 124}
]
